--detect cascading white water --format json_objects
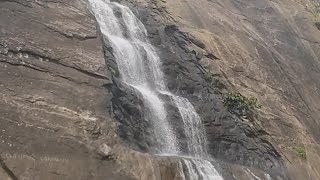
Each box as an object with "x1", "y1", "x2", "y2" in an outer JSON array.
[
  {"x1": 89, "y1": 0, "x2": 223, "y2": 179},
  {"x1": 89, "y1": 0, "x2": 178, "y2": 154},
  {"x1": 183, "y1": 159, "x2": 224, "y2": 180},
  {"x1": 170, "y1": 96, "x2": 208, "y2": 158}
]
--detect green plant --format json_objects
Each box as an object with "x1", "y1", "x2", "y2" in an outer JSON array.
[
  {"x1": 293, "y1": 146, "x2": 307, "y2": 159},
  {"x1": 222, "y1": 93, "x2": 262, "y2": 115}
]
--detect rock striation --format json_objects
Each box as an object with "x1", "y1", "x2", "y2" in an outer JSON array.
[
  {"x1": 0, "y1": 0, "x2": 130, "y2": 179},
  {"x1": 1, "y1": 0, "x2": 320, "y2": 180}
]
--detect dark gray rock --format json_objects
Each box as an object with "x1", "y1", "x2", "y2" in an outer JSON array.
[
  {"x1": 155, "y1": 23, "x2": 286, "y2": 178},
  {"x1": 111, "y1": 77, "x2": 152, "y2": 152},
  {"x1": 103, "y1": 1, "x2": 288, "y2": 179}
]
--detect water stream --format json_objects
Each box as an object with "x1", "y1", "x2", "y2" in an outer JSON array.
[{"x1": 89, "y1": 0, "x2": 224, "y2": 179}]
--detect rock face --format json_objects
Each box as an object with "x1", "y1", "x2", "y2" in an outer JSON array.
[
  {"x1": 109, "y1": 0, "x2": 286, "y2": 179},
  {"x1": 0, "y1": 0, "x2": 131, "y2": 179},
  {"x1": 108, "y1": 0, "x2": 320, "y2": 179},
  {"x1": 156, "y1": 0, "x2": 320, "y2": 179},
  {"x1": 1, "y1": 0, "x2": 320, "y2": 180}
]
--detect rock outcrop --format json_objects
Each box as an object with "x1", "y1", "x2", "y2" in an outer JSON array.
[
  {"x1": 109, "y1": 0, "x2": 320, "y2": 179},
  {"x1": 0, "y1": 0, "x2": 131, "y2": 179},
  {"x1": 119, "y1": 0, "x2": 320, "y2": 179},
  {"x1": 158, "y1": 0, "x2": 320, "y2": 179},
  {"x1": 1, "y1": 0, "x2": 320, "y2": 180}
]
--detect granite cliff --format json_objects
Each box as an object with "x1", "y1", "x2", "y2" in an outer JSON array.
[{"x1": 0, "y1": 0, "x2": 319, "y2": 179}]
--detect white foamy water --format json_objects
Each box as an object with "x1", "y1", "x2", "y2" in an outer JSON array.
[
  {"x1": 170, "y1": 95, "x2": 208, "y2": 158},
  {"x1": 89, "y1": 0, "x2": 178, "y2": 154},
  {"x1": 183, "y1": 159, "x2": 224, "y2": 180},
  {"x1": 89, "y1": 0, "x2": 223, "y2": 179}
]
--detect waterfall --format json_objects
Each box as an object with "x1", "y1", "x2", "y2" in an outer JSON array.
[
  {"x1": 183, "y1": 159, "x2": 224, "y2": 180},
  {"x1": 170, "y1": 96, "x2": 208, "y2": 158},
  {"x1": 89, "y1": 0, "x2": 178, "y2": 154},
  {"x1": 89, "y1": 0, "x2": 223, "y2": 179}
]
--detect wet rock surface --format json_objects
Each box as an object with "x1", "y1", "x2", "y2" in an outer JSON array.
[
  {"x1": 157, "y1": 25, "x2": 284, "y2": 176},
  {"x1": 109, "y1": 0, "x2": 320, "y2": 179},
  {"x1": 111, "y1": 78, "x2": 153, "y2": 152},
  {"x1": 113, "y1": 0, "x2": 284, "y2": 173}
]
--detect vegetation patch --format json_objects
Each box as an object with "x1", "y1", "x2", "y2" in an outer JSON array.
[
  {"x1": 222, "y1": 93, "x2": 262, "y2": 116},
  {"x1": 293, "y1": 146, "x2": 307, "y2": 159}
]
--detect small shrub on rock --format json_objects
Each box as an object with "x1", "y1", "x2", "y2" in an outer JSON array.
[
  {"x1": 222, "y1": 93, "x2": 262, "y2": 115},
  {"x1": 293, "y1": 146, "x2": 307, "y2": 159}
]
